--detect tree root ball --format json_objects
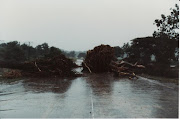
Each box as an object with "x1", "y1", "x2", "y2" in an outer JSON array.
[{"x1": 83, "y1": 44, "x2": 116, "y2": 73}]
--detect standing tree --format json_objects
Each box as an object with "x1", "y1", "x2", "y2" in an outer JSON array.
[
  {"x1": 114, "y1": 46, "x2": 124, "y2": 58},
  {"x1": 4, "y1": 41, "x2": 25, "y2": 62},
  {"x1": 153, "y1": 4, "x2": 179, "y2": 40},
  {"x1": 153, "y1": 4, "x2": 179, "y2": 62},
  {"x1": 121, "y1": 43, "x2": 131, "y2": 58}
]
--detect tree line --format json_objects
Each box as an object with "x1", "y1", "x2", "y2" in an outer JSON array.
[
  {"x1": 0, "y1": 41, "x2": 86, "y2": 63},
  {"x1": 114, "y1": 4, "x2": 179, "y2": 67}
]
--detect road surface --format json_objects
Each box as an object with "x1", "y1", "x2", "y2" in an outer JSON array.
[{"x1": 0, "y1": 70, "x2": 178, "y2": 118}]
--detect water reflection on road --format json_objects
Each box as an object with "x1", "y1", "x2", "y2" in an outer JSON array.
[
  {"x1": 0, "y1": 71, "x2": 178, "y2": 118},
  {"x1": 23, "y1": 78, "x2": 73, "y2": 94}
]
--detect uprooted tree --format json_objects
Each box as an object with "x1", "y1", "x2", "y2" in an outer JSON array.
[
  {"x1": 82, "y1": 45, "x2": 115, "y2": 73},
  {"x1": 82, "y1": 44, "x2": 145, "y2": 78}
]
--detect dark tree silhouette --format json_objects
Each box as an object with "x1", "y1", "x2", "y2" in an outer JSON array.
[
  {"x1": 153, "y1": 4, "x2": 179, "y2": 62},
  {"x1": 3, "y1": 41, "x2": 25, "y2": 62},
  {"x1": 127, "y1": 37, "x2": 177, "y2": 65},
  {"x1": 153, "y1": 4, "x2": 179, "y2": 41},
  {"x1": 77, "y1": 52, "x2": 86, "y2": 58},
  {"x1": 45, "y1": 46, "x2": 62, "y2": 58},
  {"x1": 21, "y1": 43, "x2": 36, "y2": 60},
  {"x1": 114, "y1": 46, "x2": 123, "y2": 58}
]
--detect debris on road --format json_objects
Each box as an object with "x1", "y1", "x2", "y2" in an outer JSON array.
[
  {"x1": 0, "y1": 44, "x2": 145, "y2": 79},
  {"x1": 21, "y1": 54, "x2": 78, "y2": 77},
  {"x1": 110, "y1": 60, "x2": 145, "y2": 79},
  {"x1": 82, "y1": 44, "x2": 145, "y2": 79},
  {"x1": 0, "y1": 54, "x2": 78, "y2": 78},
  {"x1": 82, "y1": 44, "x2": 116, "y2": 73}
]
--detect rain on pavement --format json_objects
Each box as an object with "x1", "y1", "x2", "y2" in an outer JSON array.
[{"x1": 0, "y1": 60, "x2": 178, "y2": 118}]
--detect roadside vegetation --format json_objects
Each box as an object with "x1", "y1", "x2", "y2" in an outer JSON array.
[{"x1": 114, "y1": 4, "x2": 179, "y2": 78}]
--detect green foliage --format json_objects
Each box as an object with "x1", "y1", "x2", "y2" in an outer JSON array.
[
  {"x1": 153, "y1": 4, "x2": 179, "y2": 41},
  {"x1": 153, "y1": 4, "x2": 179, "y2": 63},
  {"x1": 122, "y1": 43, "x2": 131, "y2": 57},
  {"x1": 114, "y1": 46, "x2": 123, "y2": 57},
  {"x1": 127, "y1": 37, "x2": 155, "y2": 64},
  {"x1": 1, "y1": 41, "x2": 25, "y2": 62},
  {"x1": 127, "y1": 37, "x2": 177, "y2": 65},
  {"x1": 122, "y1": 4, "x2": 179, "y2": 65},
  {"x1": 0, "y1": 41, "x2": 64, "y2": 63}
]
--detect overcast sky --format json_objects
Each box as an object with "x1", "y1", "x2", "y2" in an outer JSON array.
[{"x1": 0, "y1": 0, "x2": 178, "y2": 51}]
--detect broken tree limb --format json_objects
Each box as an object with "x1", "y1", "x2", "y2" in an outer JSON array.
[
  {"x1": 110, "y1": 60, "x2": 145, "y2": 78},
  {"x1": 83, "y1": 62, "x2": 92, "y2": 73},
  {"x1": 34, "y1": 61, "x2": 41, "y2": 72}
]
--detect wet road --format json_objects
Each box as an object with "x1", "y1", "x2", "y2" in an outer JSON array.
[{"x1": 0, "y1": 62, "x2": 178, "y2": 118}]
